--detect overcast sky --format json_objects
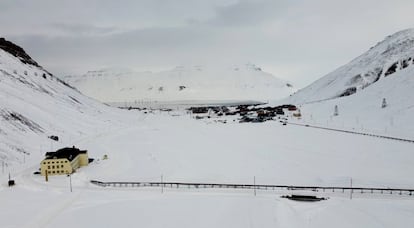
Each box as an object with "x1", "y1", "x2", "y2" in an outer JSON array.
[{"x1": 1, "y1": 0, "x2": 414, "y2": 87}]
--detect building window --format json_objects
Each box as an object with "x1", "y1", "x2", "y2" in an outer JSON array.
[
  {"x1": 61, "y1": 165, "x2": 64, "y2": 168},
  {"x1": 47, "y1": 171, "x2": 51, "y2": 174},
  {"x1": 48, "y1": 166, "x2": 51, "y2": 169},
  {"x1": 52, "y1": 171, "x2": 55, "y2": 173},
  {"x1": 48, "y1": 161, "x2": 50, "y2": 164}
]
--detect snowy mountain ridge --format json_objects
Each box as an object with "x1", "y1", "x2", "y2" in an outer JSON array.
[
  {"x1": 287, "y1": 28, "x2": 414, "y2": 104},
  {"x1": 279, "y1": 29, "x2": 414, "y2": 139},
  {"x1": 0, "y1": 38, "x2": 127, "y2": 165},
  {"x1": 63, "y1": 64, "x2": 294, "y2": 104}
]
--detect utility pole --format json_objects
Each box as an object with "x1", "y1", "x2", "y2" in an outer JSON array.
[
  {"x1": 253, "y1": 176, "x2": 256, "y2": 196},
  {"x1": 334, "y1": 105, "x2": 339, "y2": 116},
  {"x1": 161, "y1": 175, "x2": 164, "y2": 194},
  {"x1": 381, "y1": 98, "x2": 387, "y2": 108},
  {"x1": 67, "y1": 174, "x2": 72, "y2": 192}
]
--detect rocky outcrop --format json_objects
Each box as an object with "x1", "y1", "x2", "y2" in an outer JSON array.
[{"x1": 0, "y1": 38, "x2": 40, "y2": 67}]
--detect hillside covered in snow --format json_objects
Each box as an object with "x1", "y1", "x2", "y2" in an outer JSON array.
[
  {"x1": 63, "y1": 64, "x2": 294, "y2": 104},
  {"x1": 288, "y1": 28, "x2": 414, "y2": 104},
  {"x1": 0, "y1": 38, "x2": 127, "y2": 166},
  {"x1": 281, "y1": 29, "x2": 414, "y2": 139}
]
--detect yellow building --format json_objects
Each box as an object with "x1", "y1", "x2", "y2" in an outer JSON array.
[{"x1": 40, "y1": 147, "x2": 89, "y2": 176}]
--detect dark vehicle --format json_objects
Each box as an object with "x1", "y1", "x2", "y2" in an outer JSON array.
[
  {"x1": 48, "y1": 135, "x2": 59, "y2": 141},
  {"x1": 287, "y1": 106, "x2": 297, "y2": 111}
]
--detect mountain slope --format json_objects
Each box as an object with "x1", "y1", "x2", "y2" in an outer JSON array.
[
  {"x1": 0, "y1": 38, "x2": 127, "y2": 166},
  {"x1": 280, "y1": 29, "x2": 414, "y2": 138},
  {"x1": 63, "y1": 64, "x2": 294, "y2": 104},
  {"x1": 295, "y1": 65, "x2": 414, "y2": 138},
  {"x1": 287, "y1": 28, "x2": 414, "y2": 104}
]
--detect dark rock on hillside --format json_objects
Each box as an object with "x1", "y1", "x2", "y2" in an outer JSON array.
[
  {"x1": 384, "y1": 62, "x2": 398, "y2": 76},
  {"x1": 338, "y1": 87, "x2": 357, "y2": 97},
  {"x1": 0, "y1": 38, "x2": 77, "y2": 90},
  {"x1": 0, "y1": 109, "x2": 44, "y2": 133},
  {"x1": 0, "y1": 38, "x2": 40, "y2": 67},
  {"x1": 401, "y1": 58, "x2": 411, "y2": 69}
]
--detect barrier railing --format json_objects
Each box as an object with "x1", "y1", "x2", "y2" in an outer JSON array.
[
  {"x1": 288, "y1": 122, "x2": 414, "y2": 143},
  {"x1": 90, "y1": 180, "x2": 414, "y2": 196}
]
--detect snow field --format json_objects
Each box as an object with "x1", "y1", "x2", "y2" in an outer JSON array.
[{"x1": 1, "y1": 109, "x2": 414, "y2": 227}]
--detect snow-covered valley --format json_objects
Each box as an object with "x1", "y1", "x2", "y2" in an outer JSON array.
[
  {"x1": 2, "y1": 111, "x2": 414, "y2": 228},
  {"x1": 1, "y1": 27, "x2": 414, "y2": 228}
]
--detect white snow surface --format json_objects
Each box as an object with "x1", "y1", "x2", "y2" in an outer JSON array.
[
  {"x1": 287, "y1": 28, "x2": 414, "y2": 104},
  {"x1": 63, "y1": 64, "x2": 294, "y2": 103},
  {"x1": 1, "y1": 112, "x2": 414, "y2": 228}
]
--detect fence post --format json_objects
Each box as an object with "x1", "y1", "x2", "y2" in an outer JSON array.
[
  {"x1": 350, "y1": 178, "x2": 353, "y2": 200},
  {"x1": 161, "y1": 175, "x2": 164, "y2": 194},
  {"x1": 253, "y1": 176, "x2": 256, "y2": 196}
]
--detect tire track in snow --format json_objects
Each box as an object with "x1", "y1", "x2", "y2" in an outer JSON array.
[
  {"x1": 274, "y1": 198, "x2": 307, "y2": 228},
  {"x1": 21, "y1": 191, "x2": 82, "y2": 228}
]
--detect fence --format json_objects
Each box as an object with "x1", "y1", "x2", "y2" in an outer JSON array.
[
  {"x1": 90, "y1": 180, "x2": 414, "y2": 196},
  {"x1": 288, "y1": 122, "x2": 414, "y2": 143}
]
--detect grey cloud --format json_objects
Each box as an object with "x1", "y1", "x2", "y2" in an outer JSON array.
[
  {"x1": 207, "y1": 0, "x2": 293, "y2": 27},
  {"x1": 51, "y1": 23, "x2": 126, "y2": 37},
  {"x1": 2, "y1": 0, "x2": 414, "y2": 88}
]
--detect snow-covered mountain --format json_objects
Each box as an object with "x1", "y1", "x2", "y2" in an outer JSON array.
[
  {"x1": 0, "y1": 38, "x2": 127, "y2": 165},
  {"x1": 63, "y1": 64, "x2": 294, "y2": 104},
  {"x1": 287, "y1": 28, "x2": 414, "y2": 104},
  {"x1": 282, "y1": 29, "x2": 414, "y2": 138}
]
